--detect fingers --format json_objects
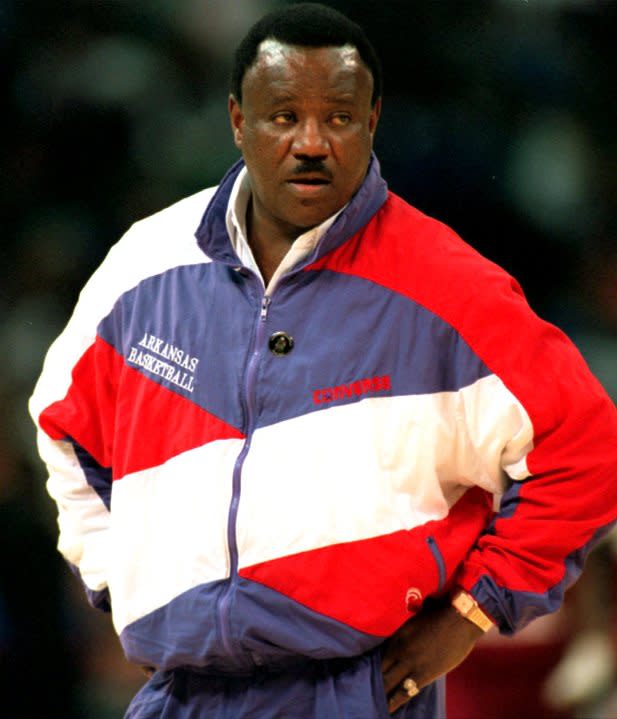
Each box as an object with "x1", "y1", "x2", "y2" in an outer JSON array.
[
  {"x1": 385, "y1": 673, "x2": 421, "y2": 714},
  {"x1": 388, "y1": 685, "x2": 414, "y2": 714},
  {"x1": 382, "y1": 655, "x2": 423, "y2": 713},
  {"x1": 381, "y1": 627, "x2": 425, "y2": 709},
  {"x1": 382, "y1": 661, "x2": 409, "y2": 695}
]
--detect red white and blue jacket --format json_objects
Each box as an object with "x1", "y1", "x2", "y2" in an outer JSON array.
[{"x1": 30, "y1": 157, "x2": 617, "y2": 673}]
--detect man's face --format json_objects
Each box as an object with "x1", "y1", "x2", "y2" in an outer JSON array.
[{"x1": 229, "y1": 40, "x2": 381, "y2": 240}]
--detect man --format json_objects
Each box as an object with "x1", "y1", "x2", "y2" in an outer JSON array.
[{"x1": 30, "y1": 3, "x2": 617, "y2": 718}]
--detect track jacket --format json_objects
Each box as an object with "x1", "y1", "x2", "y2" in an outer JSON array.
[{"x1": 30, "y1": 156, "x2": 617, "y2": 693}]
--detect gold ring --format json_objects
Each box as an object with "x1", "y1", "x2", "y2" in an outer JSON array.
[{"x1": 403, "y1": 677, "x2": 419, "y2": 698}]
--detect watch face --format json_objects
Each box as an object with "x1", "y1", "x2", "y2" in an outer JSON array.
[
  {"x1": 457, "y1": 593, "x2": 474, "y2": 614},
  {"x1": 453, "y1": 592, "x2": 494, "y2": 631}
]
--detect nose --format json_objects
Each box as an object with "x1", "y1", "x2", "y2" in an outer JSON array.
[{"x1": 292, "y1": 117, "x2": 329, "y2": 159}]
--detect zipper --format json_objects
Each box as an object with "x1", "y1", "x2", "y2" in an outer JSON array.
[
  {"x1": 260, "y1": 295, "x2": 271, "y2": 320},
  {"x1": 218, "y1": 293, "x2": 271, "y2": 657}
]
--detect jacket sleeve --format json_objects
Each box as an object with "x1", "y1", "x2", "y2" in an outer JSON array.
[
  {"x1": 453, "y1": 272, "x2": 617, "y2": 634},
  {"x1": 29, "y1": 242, "x2": 126, "y2": 612}
]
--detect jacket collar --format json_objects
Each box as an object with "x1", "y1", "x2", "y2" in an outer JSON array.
[{"x1": 194, "y1": 153, "x2": 388, "y2": 268}]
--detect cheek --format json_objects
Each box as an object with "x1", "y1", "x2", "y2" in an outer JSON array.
[
  {"x1": 338, "y1": 139, "x2": 372, "y2": 171},
  {"x1": 335, "y1": 130, "x2": 372, "y2": 158},
  {"x1": 249, "y1": 127, "x2": 288, "y2": 153}
]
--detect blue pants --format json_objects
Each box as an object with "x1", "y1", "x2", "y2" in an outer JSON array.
[{"x1": 124, "y1": 650, "x2": 445, "y2": 718}]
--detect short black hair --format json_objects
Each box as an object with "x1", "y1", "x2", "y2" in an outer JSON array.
[{"x1": 230, "y1": 2, "x2": 382, "y2": 106}]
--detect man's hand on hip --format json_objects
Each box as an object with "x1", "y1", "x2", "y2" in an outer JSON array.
[{"x1": 381, "y1": 603, "x2": 485, "y2": 714}]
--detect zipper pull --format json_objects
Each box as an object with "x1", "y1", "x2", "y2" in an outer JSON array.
[{"x1": 260, "y1": 296, "x2": 271, "y2": 321}]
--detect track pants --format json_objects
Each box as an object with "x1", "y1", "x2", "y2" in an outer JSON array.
[{"x1": 124, "y1": 649, "x2": 445, "y2": 719}]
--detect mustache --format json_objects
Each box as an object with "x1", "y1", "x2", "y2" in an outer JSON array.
[{"x1": 291, "y1": 160, "x2": 333, "y2": 180}]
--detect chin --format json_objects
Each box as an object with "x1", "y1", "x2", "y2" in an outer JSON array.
[
  {"x1": 294, "y1": 203, "x2": 341, "y2": 228},
  {"x1": 293, "y1": 214, "x2": 331, "y2": 233}
]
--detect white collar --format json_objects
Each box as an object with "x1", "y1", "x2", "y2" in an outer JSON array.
[{"x1": 225, "y1": 165, "x2": 342, "y2": 293}]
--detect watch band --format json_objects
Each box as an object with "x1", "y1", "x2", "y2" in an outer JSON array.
[{"x1": 451, "y1": 589, "x2": 495, "y2": 632}]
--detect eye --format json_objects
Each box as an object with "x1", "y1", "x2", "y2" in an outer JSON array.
[
  {"x1": 330, "y1": 113, "x2": 352, "y2": 127},
  {"x1": 272, "y1": 112, "x2": 295, "y2": 125}
]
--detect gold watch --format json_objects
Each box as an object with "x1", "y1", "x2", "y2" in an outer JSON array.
[{"x1": 451, "y1": 589, "x2": 494, "y2": 632}]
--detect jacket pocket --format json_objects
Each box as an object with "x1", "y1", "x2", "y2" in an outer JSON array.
[{"x1": 426, "y1": 536, "x2": 446, "y2": 592}]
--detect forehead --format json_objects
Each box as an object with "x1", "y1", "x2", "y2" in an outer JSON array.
[{"x1": 242, "y1": 39, "x2": 373, "y2": 100}]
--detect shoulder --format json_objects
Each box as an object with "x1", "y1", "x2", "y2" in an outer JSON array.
[
  {"x1": 374, "y1": 192, "x2": 505, "y2": 285},
  {"x1": 321, "y1": 190, "x2": 525, "y2": 326},
  {"x1": 62, "y1": 186, "x2": 219, "y2": 342},
  {"x1": 371, "y1": 191, "x2": 537, "y2": 357},
  {"x1": 314, "y1": 189, "x2": 542, "y2": 383},
  {"x1": 89, "y1": 185, "x2": 218, "y2": 297},
  {"x1": 120, "y1": 185, "x2": 218, "y2": 259},
  {"x1": 371, "y1": 194, "x2": 594, "y2": 428},
  {"x1": 30, "y1": 186, "x2": 220, "y2": 413}
]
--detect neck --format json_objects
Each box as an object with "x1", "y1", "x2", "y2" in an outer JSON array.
[{"x1": 246, "y1": 198, "x2": 303, "y2": 285}]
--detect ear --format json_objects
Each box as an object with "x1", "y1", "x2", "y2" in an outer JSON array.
[
  {"x1": 368, "y1": 97, "x2": 382, "y2": 139},
  {"x1": 229, "y1": 94, "x2": 244, "y2": 149}
]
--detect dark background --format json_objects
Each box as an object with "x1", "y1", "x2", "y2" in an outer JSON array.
[{"x1": 1, "y1": 1, "x2": 615, "y2": 717}]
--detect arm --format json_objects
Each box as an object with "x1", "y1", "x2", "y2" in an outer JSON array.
[
  {"x1": 456, "y1": 312, "x2": 617, "y2": 633},
  {"x1": 29, "y1": 191, "x2": 213, "y2": 610},
  {"x1": 29, "y1": 246, "x2": 123, "y2": 610},
  {"x1": 382, "y1": 270, "x2": 617, "y2": 712}
]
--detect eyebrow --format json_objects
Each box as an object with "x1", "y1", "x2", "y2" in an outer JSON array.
[{"x1": 266, "y1": 93, "x2": 357, "y2": 106}]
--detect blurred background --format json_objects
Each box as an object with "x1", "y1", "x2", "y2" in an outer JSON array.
[{"x1": 1, "y1": 0, "x2": 615, "y2": 717}]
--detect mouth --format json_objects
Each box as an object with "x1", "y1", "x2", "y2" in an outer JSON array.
[
  {"x1": 286, "y1": 174, "x2": 333, "y2": 198},
  {"x1": 288, "y1": 177, "x2": 331, "y2": 186}
]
